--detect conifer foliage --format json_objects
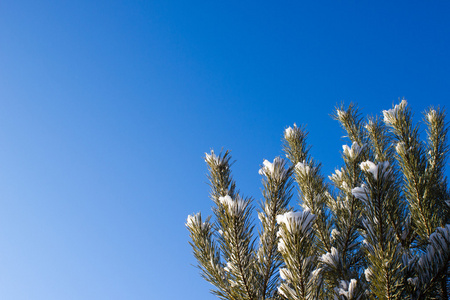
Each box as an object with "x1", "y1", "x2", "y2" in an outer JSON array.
[{"x1": 187, "y1": 101, "x2": 450, "y2": 300}]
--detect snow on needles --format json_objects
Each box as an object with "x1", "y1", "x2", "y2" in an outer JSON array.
[
  {"x1": 330, "y1": 168, "x2": 343, "y2": 181},
  {"x1": 186, "y1": 212, "x2": 209, "y2": 231},
  {"x1": 337, "y1": 279, "x2": 358, "y2": 299},
  {"x1": 342, "y1": 142, "x2": 364, "y2": 159},
  {"x1": 415, "y1": 225, "x2": 450, "y2": 285},
  {"x1": 364, "y1": 267, "x2": 372, "y2": 282},
  {"x1": 295, "y1": 161, "x2": 311, "y2": 175},
  {"x1": 426, "y1": 109, "x2": 437, "y2": 123},
  {"x1": 186, "y1": 213, "x2": 200, "y2": 227},
  {"x1": 395, "y1": 142, "x2": 405, "y2": 155},
  {"x1": 276, "y1": 209, "x2": 316, "y2": 234},
  {"x1": 284, "y1": 124, "x2": 301, "y2": 140},
  {"x1": 383, "y1": 100, "x2": 407, "y2": 126},
  {"x1": 205, "y1": 150, "x2": 226, "y2": 165},
  {"x1": 276, "y1": 209, "x2": 316, "y2": 253},
  {"x1": 259, "y1": 159, "x2": 276, "y2": 175},
  {"x1": 336, "y1": 109, "x2": 347, "y2": 120},
  {"x1": 279, "y1": 268, "x2": 291, "y2": 281},
  {"x1": 284, "y1": 126, "x2": 294, "y2": 139},
  {"x1": 360, "y1": 161, "x2": 390, "y2": 180},
  {"x1": 319, "y1": 247, "x2": 341, "y2": 269},
  {"x1": 259, "y1": 157, "x2": 288, "y2": 180},
  {"x1": 219, "y1": 194, "x2": 245, "y2": 215},
  {"x1": 352, "y1": 184, "x2": 370, "y2": 203}
]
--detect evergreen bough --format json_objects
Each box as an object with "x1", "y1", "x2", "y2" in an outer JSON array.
[{"x1": 187, "y1": 101, "x2": 450, "y2": 300}]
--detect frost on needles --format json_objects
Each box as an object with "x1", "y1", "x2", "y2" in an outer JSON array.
[{"x1": 187, "y1": 101, "x2": 450, "y2": 300}]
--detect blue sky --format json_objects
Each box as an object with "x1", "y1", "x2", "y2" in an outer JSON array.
[{"x1": 0, "y1": 1, "x2": 449, "y2": 299}]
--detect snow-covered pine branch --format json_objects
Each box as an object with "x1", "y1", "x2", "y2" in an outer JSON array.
[{"x1": 188, "y1": 101, "x2": 449, "y2": 300}]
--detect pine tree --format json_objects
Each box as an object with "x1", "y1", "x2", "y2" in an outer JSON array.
[{"x1": 187, "y1": 100, "x2": 450, "y2": 300}]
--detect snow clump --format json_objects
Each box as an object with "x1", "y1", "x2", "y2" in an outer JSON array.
[
  {"x1": 383, "y1": 100, "x2": 407, "y2": 126},
  {"x1": 219, "y1": 195, "x2": 245, "y2": 215},
  {"x1": 259, "y1": 157, "x2": 288, "y2": 180},
  {"x1": 342, "y1": 142, "x2": 364, "y2": 159},
  {"x1": 360, "y1": 161, "x2": 390, "y2": 180}
]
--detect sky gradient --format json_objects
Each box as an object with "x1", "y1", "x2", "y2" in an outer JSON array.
[{"x1": 1, "y1": 1, "x2": 450, "y2": 299}]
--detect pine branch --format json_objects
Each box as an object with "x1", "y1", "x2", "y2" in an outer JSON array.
[
  {"x1": 284, "y1": 125, "x2": 332, "y2": 253},
  {"x1": 186, "y1": 213, "x2": 232, "y2": 299},
  {"x1": 188, "y1": 100, "x2": 449, "y2": 300},
  {"x1": 424, "y1": 107, "x2": 450, "y2": 227},
  {"x1": 257, "y1": 158, "x2": 293, "y2": 299},
  {"x1": 415, "y1": 225, "x2": 450, "y2": 299},
  {"x1": 353, "y1": 160, "x2": 404, "y2": 300},
  {"x1": 383, "y1": 100, "x2": 437, "y2": 242},
  {"x1": 330, "y1": 106, "x2": 368, "y2": 287},
  {"x1": 277, "y1": 209, "x2": 317, "y2": 300}
]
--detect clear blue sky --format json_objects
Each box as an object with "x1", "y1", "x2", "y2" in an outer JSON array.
[{"x1": 0, "y1": 1, "x2": 449, "y2": 299}]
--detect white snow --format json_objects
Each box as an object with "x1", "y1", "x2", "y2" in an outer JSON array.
[
  {"x1": 352, "y1": 184, "x2": 370, "y2": 203},
  {"x1": 186, "y1": 212, "x2": 200, "y2": 227},
  {"x1": 285, "y1": 126, "x2": 295, "y2": 139},
  {"x1": 360, "y1": 161, "x2": 379, "y2": 179},
  {"x1": 337, "y1": 109, "x2": 347, "y2": 119},
  {"x1": 295, "y1": 161, "x2": 311, "y2": 175},
  {"x1": 276, "y1": 209, "x2": 316, "y2": 234},
  {"x1": 342, "y1": 142, "x2": 364, "y2": 159},
  {"x1": 339, "y1": 279, "x2": 357, "y2": 299},
  {"x1": 205, "y1": 151, "x2": 220, "y2": 164},
  {"x1": 329, "y1": 168, "x2": 343, "y2": 182},
  {"x1": 310, "y1": 268, "x2": 322, "y2": 283},
  {"x1": 219, "y1": 194, "x2": 233, "y2": 207},
  {"x1": 331, "y1": 229, "x2": 340, "y2": 241},
  {"x1": 383, "y1": 100, "x2": 407, "y2": 125},
  {"x1": 224, "y1": 261, "x2": 233, "y2": 272},
  {"x1": 359, "y1": 160, "x2": 390, "y2": 180},
  {"x1": 319, "y1": 247, "x2": 340, "y2": 268},
  {"x1": 426, "y1": 109, "x2": 437, "y2": 123},
  {"x1": 259, "y1": 157, "x2": 288, "y2": 179},
  {"x1": 257, "y1": 212, "x2": 265, "y2": 223},
  {"x1": 395, "y1": 142, "x2": 405, "y2": 154},
  {"x1": 219, "y1": 195, "x2": 245, "y2": 215},
  {"x1": 277, "y1": 238, "x2": 287, "y2": 252},
  {"x1": 279, "y1": 268, "x2": 291, "y2": 281},
  {"x1": 259, "y1": 159, "x2": 275, "y2": 175},
  {"x1": 364, "y1": 268, "x2": 372, "y2": 282},
  {"x1": 277, "y1": 284, "x2": 295, "y2": 298},
  {"x1": 416, "y1": 225, "x2": 450, "y2": 284}
]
